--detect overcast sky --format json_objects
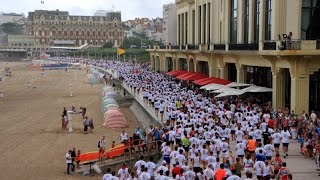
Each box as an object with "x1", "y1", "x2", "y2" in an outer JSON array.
[{"x1": 0, "y1": 0, "x2": 175, "y2": 21}]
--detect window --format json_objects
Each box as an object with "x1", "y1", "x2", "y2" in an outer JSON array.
[
  {"x1": 254, "y1": 0, "x2": 260, "y2": 43},
  {"x1": 301, "y1": 0, "x2": 320, "y2": 40},
  {"x1": 230, "y1": 0, "x2": 238, "y2": 43},
  {"x1": 244, "y1": 0, "x2": 249, "y2": 43},
  {"x1": 265, "y1": 0, "x2": 272, "y2": 40}
]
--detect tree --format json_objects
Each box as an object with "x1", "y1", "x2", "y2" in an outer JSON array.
[
  {"x1": 102, "y1": 41, "x2": 113, "y2": 48},
  {"x1": 0, "y1": 22, "x2": 23, "y2": 35}
]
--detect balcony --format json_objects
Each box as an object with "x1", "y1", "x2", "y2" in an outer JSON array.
[
  {"x1": 229, "y1": 43, "x2": 259, "y2": 50},
  {"x1": 213, "y1": 44, "x2": 226, "y2": 51},
  {"x1": 170, "y1": 45, "x2": 180, "y2": 50},
  {"x1": 187, "y1": 44, "x2": 199, "y2": 50},
  {"x1": 263, "y1": 41, "x2": 277, "y2": 50}
]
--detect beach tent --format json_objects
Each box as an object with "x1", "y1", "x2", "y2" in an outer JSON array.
[
  {"x1": 103, "y1": 91, "x2": 117, "y2": 98},
  {"x1": 87, "y1": 74, "x2": 99, "y2": 84},
  {"x1": 200, "y1": 83, "x2": 227, "y2": 91},
  {"x1": 215, "y1": 88, "x2": 244, "y2": 97},
  {"x1": 103, "y1": 109, "x2": 128, "y2": 128},
  {"x1": 226, "y1": 82, "x2": 251, "y2": 88},
  {"x1": 104, "y1": 104, "x2": 119, "y2": 112}
]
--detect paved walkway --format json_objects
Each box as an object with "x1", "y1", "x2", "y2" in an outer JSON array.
[{"x1": 96, "y1": 66, "x2": 320, "y2": 179}]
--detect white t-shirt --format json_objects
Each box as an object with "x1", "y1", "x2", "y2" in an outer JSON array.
[
  {"x1": 281, "y1": 130, "x2": 291, "y2": 143},
  {"x1": 146, "y1": 162, "x2": 156, "y2": 176},
  {"x1": 254, "y1": 161, "x2": 265, "y2": 176},
  {"x1": 226, "y1": 175, "x2": 242, "y2": 180},
  {"x1": 135, "y1": 160, "x2": 147, "y2": 171},
  {"x1": 203, "y1": 168, "x2": 214, "y2": 179},
  {"x1": 184, "y1": 170, "x2": 196, "y2": 180},
  {"x1": 107, "y1": 176, "x2": 120, "y2": 180},
  {"x1": 66, "y1": 153, "x2": 72, "y2": 164},
  {"x1": 235, "y1": 142, "x2": 245, "y2": 156},
  {"x1": 118, "y1": 168, "x2": 129, "y2": 180},
  {"x1": 272, "y1": 133, "x2": 282, "y2": 144},
  {"x1": 264, "y1": 144, "x2": 274, "y2": 157},
  {"x1": 139, "y1": 172, "x2": 151, "y2": 180},
  {"x1": 103, "y1": 173, "x2": 112, "y2": 180}
]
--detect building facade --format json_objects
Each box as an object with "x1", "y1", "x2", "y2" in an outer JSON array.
[
  {"x1": 27, "y1": 10, "x2": 124, "y2": 49},
  {"x1": 163, "y1": 3, "x2": 177, "y2": 45},
  {"x1": 0, "y1": 12, "x2": 25, "y2": 25},
  {"x1": 147, "y1": 0, "x2": 320, "y2": 114}
]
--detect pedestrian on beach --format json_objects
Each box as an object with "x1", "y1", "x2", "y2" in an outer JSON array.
[
  {"x1": 89, "y1": 118, "x2": 94, "y2": 133},
  {"x1": 66, "y1": 150, "x2": 74, "y2": 175},
  {"x1": 71, "y1": 147, "x2": 76, "y2": 171},
  {"x1": 83, "y1": 117, "x2": 90, "y2": 134},
  {"x1": 80, "y1": 107, "x2": 86, "y2": 119},
  {"x1": 62, "y1": 107, "x2": 67, "y2": 117},
  {"x1": 71, "y1": 106, "x2": 76, "y2": 113},
  {"x1": 98, "y1": 136, "x2": 106, "y2": 164}
]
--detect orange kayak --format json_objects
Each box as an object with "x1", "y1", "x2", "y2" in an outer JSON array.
[{"x1": 76, "y1": 144, "x2": 125, "y2": 162}]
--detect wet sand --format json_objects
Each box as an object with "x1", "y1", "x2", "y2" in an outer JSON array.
[{"x1": 0, "y1": 62, "x2": 140, "y2": 180}]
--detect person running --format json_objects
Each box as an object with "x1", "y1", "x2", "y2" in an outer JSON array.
[
  {"x1": 277, "y1": 162, "x2": 290, "y2": 180},
  {"x1": 271, "y1": 153, "x2": 282, "y2": 175},
  {"x1": 281, "y1": 128, "x2": 291, "y2": 158}
]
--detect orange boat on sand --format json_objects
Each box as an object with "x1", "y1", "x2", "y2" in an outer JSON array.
[{"x1": 77, "y1": 144, "x2": 125, "y2": 163}]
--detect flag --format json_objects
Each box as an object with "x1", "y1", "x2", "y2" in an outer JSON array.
[{"x1": 117, "y1": 48, "x2": 125, "y2": 55}]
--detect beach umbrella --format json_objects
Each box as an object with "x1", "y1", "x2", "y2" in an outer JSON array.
[
  {"x1": 103, "y1": 109, "x2": 128, "y2": 128},
  {"x1": 104, "y1": 91, "x2": 117, "y2": 98},
  {"x1": 104, "y1": 104, "x2": 119, "y2": 112},
  {"x1": 103, "y1": 98, "x2": 117, "y2": 106},
  {"x1": 215, "y1": 88, "x2": 244, "y2": 97}
]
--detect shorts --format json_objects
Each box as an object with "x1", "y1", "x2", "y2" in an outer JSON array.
[
  {"x1": 84, "y1": 125, "x2": 88, "y2": 131},
  {"x1": 245, "y1": 167, "x2": 253, "y2": 173},
  {"x1": 193, "y1": 167, "x2": 200, "y2": 173},
  {"x1": 99, "y1": 149, "x2": 105, "y2": 156},
  {"x1": 256, "y1": 139, "x2": 261, "y2": 142},
  {"x1": 238, "y1": 155, "x2": 244, "y2": 158},
  {"x1": 183, "y1": 146, "x2": 189, "y2": 152},
  {"x1": 163, "y1": 156, "x2": 170, "y2": 164},
  {"x1": 175, "y1": 139, "x2": 181, "y2": 145},
  {"x1": 160, "y1": 111, "x2": 164, "y2": 114},
  {"x1": 155, "y1": 108, "x2": 159, "y2": 110},
  {"x1": 221, "y1": 151, "x2": 229, "y2": 158},
  {"x1": 170, "y1": 140, "x2": 174, "y2": 145},
  {"x1": 266, "y1": 156, "x2": 272, "y2": 160},
  {"x1": 282, "y1": 143, "x2": 289, "y2": 147},
  {"x1": 274, "y1": 143, "x2": 280, "y2": 148},
  {"x1": 231, "y1": 130, "x2": 235, "y2": 134}
]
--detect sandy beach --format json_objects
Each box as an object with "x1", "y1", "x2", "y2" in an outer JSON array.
[{"x1": 0, "y1": 62, "x2": 140, "y2": 180}]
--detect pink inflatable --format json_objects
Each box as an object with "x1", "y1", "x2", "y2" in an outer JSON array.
[{"x1": 103, "y1": 109, "x2": 128, "y2": 128}]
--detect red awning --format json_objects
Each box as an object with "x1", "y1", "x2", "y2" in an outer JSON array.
[
  {"x1": 166, "y1": 70, "x2": 181, "y2": 75},
  {"x1": 193, "y1": 77, "x2": 212, "y2": 84},
  {"x1": 176, "y1": 72, "x2": 195, "y2": 79},
  {"x1": 180, "y1": 72, "x2": 208, "y2": 81},
  {"x1": 194, "y1": 77, "x2": 231, "y2": 86},
  {"x1": 171, "y1": 70, "x2": 188, "y2": 77}
]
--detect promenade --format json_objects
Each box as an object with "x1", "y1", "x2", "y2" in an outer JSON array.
[{"x1": 100, "y1": 66, "x2": 320, "y2": 179}]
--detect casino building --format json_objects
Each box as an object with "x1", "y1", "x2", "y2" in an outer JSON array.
[{"x1": 147, "y1": 0, "x2": 320, "y2": 114}]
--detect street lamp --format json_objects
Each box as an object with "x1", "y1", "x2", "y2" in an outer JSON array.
[
  {"x1": 69, "y1": 83, "x2": 73, "y2": 96},
  {"x1": 67, "y1": 111, "x2": 73, "y2": 132}
]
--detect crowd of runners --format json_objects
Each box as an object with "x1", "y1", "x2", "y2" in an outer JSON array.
[{"x1": 50, "y1": 57, "x2": 320, "y2": 179}]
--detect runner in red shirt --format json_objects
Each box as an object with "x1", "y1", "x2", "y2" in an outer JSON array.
[{"x1": 277, "y1": 162, "x2": 290, "y2": 180}]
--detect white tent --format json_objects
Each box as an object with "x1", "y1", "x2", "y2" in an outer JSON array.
[
  {"x1": 226, "y1": 82, "x2": 251, "y2": 88},
  {"x1": 248, "y1": 86, "x2": 272, "y2": 92},
  {"x1": 215, "y1": 88, "x2": 244, "y2": 97},
  {"x1": 201, "y1": 83, "x2": 227, "y2": 91}
]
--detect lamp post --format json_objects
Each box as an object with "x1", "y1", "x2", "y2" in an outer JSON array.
[
  {"x1": 67, "y1": 111, "x2": 73, "y2": 132},
  {"x1": 69, "y1": 83, "x2": 73, "y2": 96}
]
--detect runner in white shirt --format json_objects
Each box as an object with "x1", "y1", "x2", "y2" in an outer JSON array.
[
  {"x1": 146, "y1": 157, "x2": 156, "y2": 179},
  {"x1": 235, "y1": 128, "x2": 244, "y2": 143},
  {"x1": 281, "y1": 128, "x2": 291, "y2": 158},
  {"x1": 118, "y1": 164, "x2": 129, "y2": 180},
  {"x1": 203, "y1": 164, "x2": 215, "y2": 180},
  {"x1": 264, "y1": 143, "x2": 274, "y2": 160},
  {"x1": 184, "y1": 167, "x2": 196, "y2": 180},
  {"x1": 103, "y1": 168, "x2": 112, "y2": 180},
  {"x1": 139, "y1": 167, "x2": 151, "y2": 180},
  {"x1": 134, "y1": 156, "x2": 147, "y2": 173},
  {"x1": 244, "y1": 155, "x2": 254, "y2": 174},
  {"x1": 254, "y1": 161, "x2": 265, "y2": 179},
  {"x1": 235, "y1": 142, "x2": 246, "y2": 162},
  {"x1": 107, "y1": 171, "x2": 120, "y2": 180},
  {"x1": 272, "y1": 131, "x2": 282, "y2": 153}
]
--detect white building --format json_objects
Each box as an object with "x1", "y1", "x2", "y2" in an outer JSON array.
[
  {"x1": 0, "y1": 12, "x2": 24, "y2": 25},
  {"x1": 94, "y1": 10, "x2": 108, "y2": 16},
  {"x1": 162, "y1": 3, "x2": 177, "y2": 45}
]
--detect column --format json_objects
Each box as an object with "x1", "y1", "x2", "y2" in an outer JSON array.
[
  {"x1": 208, "y1": 57, "x2": 219, "y2": 77},
  {"x1": 176, "y1": 58, "x2": 180, "y2": 70},
  {"x1": 195, "y1": 0, "x2": 199, "y2": 45},
  {"x1": 205, "y1": 0, "x2": 209, "y2": 44},
  {"x1": 272, "y1": 69, "x2": 285, "y2": 109},
  {"x1": 224, "y1": 0, "x2": 231, "y2": 43},
  {"x1": 180, "y1": 14, "x2": 183, "y2": 45},
  {"x1": 201, "y1": 4, "x2": 204, "y2": 44},
  {"x1": 172, "y1": 57, "x2": 177, "y2": 70},
  {"x1": 259, "y1": 0, "x2": 266, "y2": 50},
  {"x1": 184, "y1": 12, "x2": 187, "y2": 45},
  {"x1": 194, "y1": 60, "x2": 198, "y2": 72},
  {"x1": 238, "y1": 0, "x2": 245, "y2": 43},
  {"x1": 248, "y1": 0, "x2": 254, "y2": 43},
  {"x1": 219, "y1": 64, "x2": 228, "y2": 79},
  {"x1": 210, "y1": 1, "x2": 214, "y2": 44},
  {"x1": 150, "y1": 55, "x2": 155, "y2": 70},
  {"x1": 177, "y1": 14, "x2": 180, "y2": 45},
  {"x1": 236, "y1": 64, "x2": 245, "y2": 83},
  {"x1": 291, "y1": 77, "x2": 309, "y2": 114}
]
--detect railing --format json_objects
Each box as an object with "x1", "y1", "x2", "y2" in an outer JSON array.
[
  {"x1": 279, "y1": 40, "x2": 301, "y2": 50},
  {"x1": 76, "y1": 140, "x2": 162, "y2": 171},
  {"x1": 180, "y1": 45, "x2": 186, "y2": 50},
  {"x1": 317, "y1": 40, "x2": 320, "y2": 49},
  {"x1": 213, "y1": 44, "x2": 226, "y2": 50},
  {"x1": 170, "y1": 45, "x2": 180, "y2": 49},
  {"x1": 187, "y1": 44, "x2": 199, "y2": 50},
  {"x1": 263, "y1": 41, "x2": 277, "y2": 50},
  {"x1": 159, "y1": 45, "x2": 166, "y2": 49},
  {"x1": 229, "y1": 43, "x2": 259, "y2": 50}
]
